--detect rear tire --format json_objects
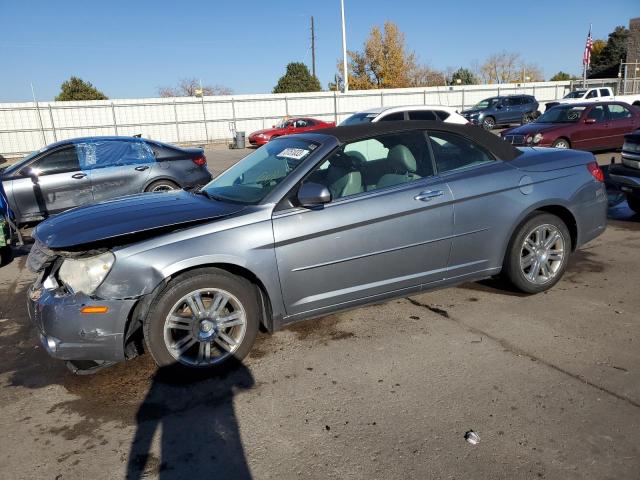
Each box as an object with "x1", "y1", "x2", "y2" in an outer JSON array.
[
  {"x1": 551, "y1": 138, "x2": 571, "y2": 149},
  {"x1": 503, "y1": 213, "x2": 571, "y2": 294},
  {"x1": 145, "y1": 179, "x2": 179, "y2": 193},
  {"x1": 143, "y1": 268, "x2": 260, "y2": 373},
  {"x1": 627, "y1": 194, "x2": 640, "y2": 214}
]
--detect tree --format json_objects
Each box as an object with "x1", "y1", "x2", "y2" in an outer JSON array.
[
  {"x1": 549, "y1": 71, "x2": 577, "y2": 81},
  {"x1": 272, "y1": 62, "x2": 321, "y2": 93},
  {"x1": 450, "y1": 67, "x2": 477, "y2": 85},
  {"x1": 157, "y1": 78, "x2": 232, "y2": 97},
  {"x1": 476, "y1": 52, "x2": 543, "y2": 83},
  {"x1": 588, "y1": 26, "x2": 629, "y2": 79},
  {"x1": 55, "y1": 77, "x2": 107, "y2": 101},
  {"x1": 333, "y1": 21, "x2": 444, "y2": 90}
]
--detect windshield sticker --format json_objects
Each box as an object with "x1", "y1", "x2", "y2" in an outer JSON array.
[{"x1": 277, "y1": 148, "x2": 310, "y2": 160}]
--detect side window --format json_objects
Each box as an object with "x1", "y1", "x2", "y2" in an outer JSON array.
[
  {"x1": 428, "y1": 131, "x2": 494, "y2": 174},
  {"x1": 378, "y1": 111, "x2": 405, "y2": 122},
  {"x1": 32, "y1": 147, "x2": 80, "y2": 175},
  {"x1": 306, "y1": 131, "x2": 432, "y2": 201},
  {"x1": 586, "y1": 90, "x2": 598, "y2": 99},
  {"x1": 434, "y1": 111, "x2": 450, "y2": 121},
  {"x1": 502, "y1": 98, "x2": 512, "y2": 106},
  {"x1": 599, "y1": 89, "x2": 611, "y2": 97},
  {"x1": 78, "y1": 140, "x2": 155, "y2": 169},
  {"x1": 607, "y1": 104, "x2": 632, "y2": 120},
  {"x1": 295, "y1": 119, "x2": 308, "y2": 128},
  {"x1": 587, "y1": 105, "x2": 607, "y2": 122},
  {"x1": 408, "y1": 110, "x2": 438, "y2": 121}
]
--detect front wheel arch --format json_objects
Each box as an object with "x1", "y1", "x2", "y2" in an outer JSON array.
[{"x1": 125, "y1": 263, "x2": 274, "y2": 356}]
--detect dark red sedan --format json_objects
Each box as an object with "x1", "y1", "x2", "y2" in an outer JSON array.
[
  {"x1": 501, "y1": 102, "x2": 640, "y2": 150},
  {"x1": 248, "y1": 117, "x2": 335, "y2": 146}
]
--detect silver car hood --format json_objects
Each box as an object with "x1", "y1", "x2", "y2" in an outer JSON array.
[{"x1": 34, "y1": 190, "x2": 246, "y2": 250}]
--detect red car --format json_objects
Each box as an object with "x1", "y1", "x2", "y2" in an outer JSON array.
[
  {"x1": 248, "y1": 117, "x2": 335, "y2": 146},
  {"x1": 501, "y1": 102, "x2": 640, "y2": 150}
]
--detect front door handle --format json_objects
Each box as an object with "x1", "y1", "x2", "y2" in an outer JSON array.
[
  {"x1": 135, "y1": 165, "x2": 150, "y2": 171},
  {"x1": 414, "y1": 190, "x2": 444, "y2": 202},
  {"x1": 71, "y1": 173, "x2": 87, "y2": 179}
]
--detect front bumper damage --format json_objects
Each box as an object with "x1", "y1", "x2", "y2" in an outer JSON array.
[{"x1": 27, "y1": 283, "x2": 137, "y2": 362}]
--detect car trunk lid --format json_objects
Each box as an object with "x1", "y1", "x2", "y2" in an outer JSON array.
[{"x1": 511, "y1": 147, "x2": 594, "y2": 172}]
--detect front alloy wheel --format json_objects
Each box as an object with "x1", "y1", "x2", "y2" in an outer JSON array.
[
  {"x1": 144, "y1": 268, "x2": 259, "y2": 371},
  {"x1": 482, "y1": 117, "x2": 495, "y2": 130},
  {"x1": 163, "y1": 288, "x2": 247, "y2": 367}
]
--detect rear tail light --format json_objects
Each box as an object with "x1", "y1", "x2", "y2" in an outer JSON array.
[
  {"x1": 586, "y1": 161, "x2": 604, "y2": 182},
  {"x1": 192, "y1": 155, "x2": 207, "y2": 167}
]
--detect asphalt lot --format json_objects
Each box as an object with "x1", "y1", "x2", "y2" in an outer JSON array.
[{"x1": 1, "y1": 144, "x2": 639, "y2": 479}]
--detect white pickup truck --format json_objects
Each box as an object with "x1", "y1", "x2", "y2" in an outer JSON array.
[{"x1": 545, "y1": 87, "x2": 640, "y2": 111}]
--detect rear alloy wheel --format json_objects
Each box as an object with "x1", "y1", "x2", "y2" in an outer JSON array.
[
  {"x1": 144, "y1": 268, "x2": 259, "y2": 372},
  {"x1": 482, "y1": 116, "x2": 495, "y2": 130},
  {"x1": 627, "y1": 194, "x2": 640, "y2": 214},
  {"x1": 551, "y1": 138, "x2": 570, "y2": 149},
  {"x1": 504, "y1": 213, "x2": 571, "y2": 294},
  {"x1": 146, "y1": 179, "x2": 179, "y2": 193}
]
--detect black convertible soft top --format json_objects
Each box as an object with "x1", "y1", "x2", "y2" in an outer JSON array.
[{"x1": 310, "y1": 120, "x2": 523, "y2": 161}]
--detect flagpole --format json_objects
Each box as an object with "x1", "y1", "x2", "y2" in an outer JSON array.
[{"x1": 582, "y1": 23, "x2": 592, "y2": 88}]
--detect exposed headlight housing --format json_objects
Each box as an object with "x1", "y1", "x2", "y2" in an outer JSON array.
[
  {"x1": 532, "y1": 133, "x2": 543, "y2": 144},
  {"x1": 58, "y1": 252, "x2": 115, "y2": 295}
]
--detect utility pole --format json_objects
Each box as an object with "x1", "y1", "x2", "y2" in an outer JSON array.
[
  {"x1": 340, "y1": 0, "x2": 348, "y2": 93},
  {"x1": 310, "y1": 16, "x2": 316, "y2": 78}
]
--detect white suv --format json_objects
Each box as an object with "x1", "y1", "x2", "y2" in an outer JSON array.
[{"x1": 340, "y1": 105, "x2": 468, "y2": 126}]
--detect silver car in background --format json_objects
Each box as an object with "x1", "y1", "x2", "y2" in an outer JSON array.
[
  {"x1": 0, "y1": 136, "x2": 212, "y2": 224},
  {"x1": 26, "y1": 121, "x2": 607, "y2": 374}
]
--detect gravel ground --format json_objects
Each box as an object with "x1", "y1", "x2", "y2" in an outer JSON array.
[{"x1": 0, "y1": 142, "x2": 638, "y2": 480}]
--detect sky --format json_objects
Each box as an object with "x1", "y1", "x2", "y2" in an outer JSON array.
[{"x1": 0, "y1": 0, "x2": 638, "y2": 102}]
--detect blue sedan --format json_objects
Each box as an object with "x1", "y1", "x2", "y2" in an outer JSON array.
[{"x1": 0, "y1": 136, "x2": 212, "y2": 224}]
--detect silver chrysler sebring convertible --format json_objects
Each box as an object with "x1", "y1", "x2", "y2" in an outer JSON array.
[{"x1": 26, "y1": 121, "x2": 607, "y2": 374}]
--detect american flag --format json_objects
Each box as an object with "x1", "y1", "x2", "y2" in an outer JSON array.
[{"x1": 583, "y1": 26, "x2": 593, "y2": 66}]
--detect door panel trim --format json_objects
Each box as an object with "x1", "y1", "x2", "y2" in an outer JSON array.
[{"x1": 291, "y1": 227, "x2": 488, "y2": 272}]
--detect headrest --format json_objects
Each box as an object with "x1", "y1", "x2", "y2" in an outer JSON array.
[{"x1": 387, "y1": 145, "x2": 417, "y2": 173}]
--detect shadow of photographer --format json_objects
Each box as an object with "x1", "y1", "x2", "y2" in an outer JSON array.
[{"x1": 126, "y1": 360, "x2": 255, "y2": 480}]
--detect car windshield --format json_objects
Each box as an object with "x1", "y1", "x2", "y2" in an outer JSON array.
[
  {"x1": 472, "y1": 98, "x2": 499, "y2": 109},
  {"x1": 274, "y1": 119, "x2": 293, "y2": 129},
  {"x1": 201, "y1": 137, "x2": 319, "y2": 204},
  {"x1": 536, "y1": 105, "x2": 586, "y2": 123},
  {"x1": 339, "y1": 113, "x2": 377, "y2": 126},
  {"x1": 564, "y1": 90, "x2": 586, "y2": 99}
]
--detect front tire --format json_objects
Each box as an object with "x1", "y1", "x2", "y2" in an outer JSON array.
[
  {"x1": 143, "y1": 268, "x2": 260, "y2": 372},
  {"x1": 627, "y1": 194, "x2": 640, "y2": 214},
  {"x1": 503, "y1": 213, "x2": 571, "y2": 294},
  {"x1": 482, "y1": 116, "x2": 496, "y2": 130},
  {"x1": 551, "y1": 138, "x2": 571, "y2": 149}
]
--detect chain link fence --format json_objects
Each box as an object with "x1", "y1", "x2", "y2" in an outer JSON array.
[{"x1": 0, "y1": 81, "x2": 571, "y2": 159}]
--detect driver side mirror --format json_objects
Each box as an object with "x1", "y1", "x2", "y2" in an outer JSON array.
[{"x1": 297, "y1": 182, "x2": 331, "y2": 207}]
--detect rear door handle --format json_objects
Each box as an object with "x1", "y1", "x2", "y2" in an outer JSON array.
[
  {"x1": 135, "y1": 165, "x2": 150, "y2": 171},
  {"x1": 414, "y1": 190, "x2": 444, "y2": 202},
  {"x1": 71, "y1": 173, "x2": 87, "y2": 179}
]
